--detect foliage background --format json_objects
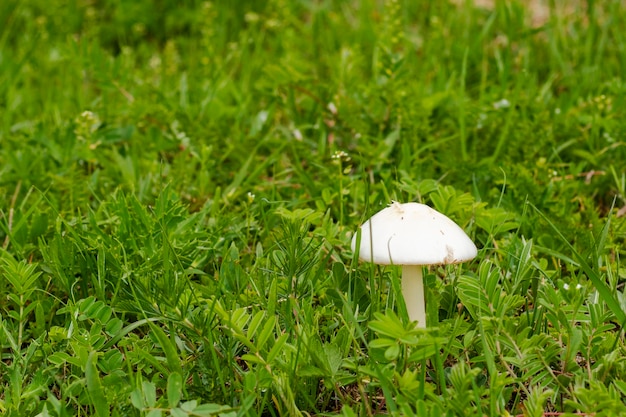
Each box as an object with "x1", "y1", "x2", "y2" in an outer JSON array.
[{"x1": 1, "y1": 0, "x2": 626, "y2": 416}]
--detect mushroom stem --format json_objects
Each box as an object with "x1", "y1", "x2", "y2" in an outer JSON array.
[{"x1": 402, "y1": 265, "x2": 426, "y2": 328}]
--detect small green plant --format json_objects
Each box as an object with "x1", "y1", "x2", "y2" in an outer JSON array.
[{"x1": 2, "y1": 0, "x2": 626, "y2": 415}]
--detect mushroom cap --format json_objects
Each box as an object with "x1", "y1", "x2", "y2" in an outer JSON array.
[{"x1": 351, "y1": 201, "x2": 477, "y2": 265}]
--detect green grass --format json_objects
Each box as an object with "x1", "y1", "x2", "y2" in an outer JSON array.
[{"x1": 1, "y1": 0, "x2": 626, "y2": 415}]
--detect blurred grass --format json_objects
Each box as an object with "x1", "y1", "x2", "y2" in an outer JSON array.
[{"x1": 1, "y1": 0, "x2": 626, "y2": 416}]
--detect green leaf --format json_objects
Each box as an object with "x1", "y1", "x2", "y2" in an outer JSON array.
[
  {"x1": 48, "y1": 352, "x2": 71, "y2": 366},
  {"x1": 148, "y1": 321, "x2": 183, "y2": 375},
  {"x1": 384, "y1": 343, "x2": 400, "y2": 360},
  {"x1": 193, "y1": 403, "x2": 233, "y2": 415},
  {"x1": 408, "y1": 344, "x2": 438, "y2": 362},
  {"x1": 255, "y1": 316, "x2": 276, "y2": 353},
  {"x1": 142, "y1": 381, "x2": 157, "y2": 408},
  {"x1": 369, "y1": 338, "x2": 395, "y2": 349},
  {"x1": 241, "y1": 353, "x2": 266, "y2": 365},
  {"x1": 0, "y1": 255, "x2": 41, "y2": 296},
  {"x1": 368, "y1": 311, "x2": 418, "y2": 342},
  {"x1": 167, "y1": 372, "x2": 183, "y2": 408},
  {"x1": 130, "y1": 388, "x2": 144, "y2": 409},
  {"x1": 85, "y1": 351, "x2": 109, "y2": 417},
  {"x1": 266, "y1": 332, "x2": 289, "y2": 363},
  {"x1": 181, "y1": 400, "x2": 198, "y2": 412},
  {"x1": 245, "y1": 311, "x2": 265, "y2": 340},
  {"x1": 104, "y1": 318, "x2": 124, "y2": 337},
  {"x1": 170, "y1": 408, "x2": 187, "y2": 417}
]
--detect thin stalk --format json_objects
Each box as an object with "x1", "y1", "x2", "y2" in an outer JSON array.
[{"x1": 402, "y1": 265, "x2": 425, "y2": 327}]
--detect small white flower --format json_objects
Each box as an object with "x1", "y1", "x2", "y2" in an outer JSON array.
[
  {"x1": 332, "y1": 150, "x2": 349, "y2": 160},
  {"x1": 75, "y1": 110, "x2": 102, "y2": 143},
  {"x1": 256, "y1": 110, "x2": 269, "y2": 124},
  {"x1": 562, "y1": 283, "x2": 570, "y2": 290},
  {"x1": 602, "y1": 132, "x2": 615, "y2": 143},
  {"x1": 292, "y1": 129, "x2": 303, "y2": 141},
  {"x1": 328, "y1": 102, "x2": 338, "y2": 115},
  {"x1": 576, "y1": 284, "x2": 583, "y2": 290},
  {"x1": 493, "y1": 99, "x2": 511, "y2": 110},
  {"x1": 170, "y1": 120, "x2": 190, "y2": 148}
]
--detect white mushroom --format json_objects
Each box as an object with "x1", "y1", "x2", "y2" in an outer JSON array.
[{"x1": 351, "y1": 201, "x2": 477, "y2": 327}]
